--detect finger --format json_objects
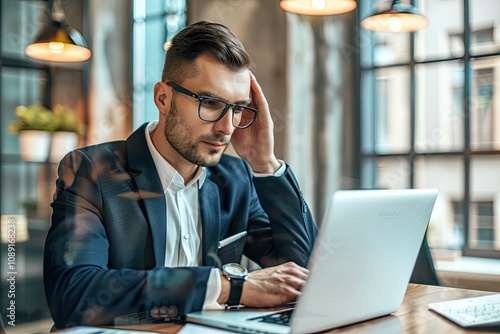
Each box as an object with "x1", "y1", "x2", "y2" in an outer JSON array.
[
  {"x1": 149, "y1": 307, "x2": 160, "y2": 318},
  {"x1": 278, "y1": 285, "x2": 303, "y2": 304},
  {"x1": 159, "y1": 306, "x2": 169, "y2": 318},
  {"x1": 279, "y1": 262, "x2": 310, "y2": 279},
  {"x1": 280, "y1": 274, "x2": 308, "y2": 292},
  {"x1": 249, "y1": 72, "x2": 269, "y2": 111}
]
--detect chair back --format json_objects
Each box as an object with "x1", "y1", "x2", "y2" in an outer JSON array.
[{"x1": 410, "y1": 236, "x2": 440, "y2": 285}]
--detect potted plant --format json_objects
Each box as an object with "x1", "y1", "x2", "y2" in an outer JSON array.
[
  {"x1": 8, "y1": 103, "x2": 57, "y2": 162},
  {"x1": 8, "y1": 103, "x2": 85, "y2": 162},
  {"x1": 49, "y1": 104, "x2": 85, "y2": 162}
]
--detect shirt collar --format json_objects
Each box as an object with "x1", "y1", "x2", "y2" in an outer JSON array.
[{"x1": 145, "y1": 121, "x2": 206, "y2": 191}]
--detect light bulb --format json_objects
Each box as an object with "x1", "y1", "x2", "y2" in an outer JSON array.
[
  {"x1": 48, "y1": 42, "x2": 65, "y2": 55},
  {"x1": 388, "y1": 16, "x2": 402, "y2": 32},
  {"x1": 164, "y1": 40, "x2": 172, "y2": 51},
  {"x1": 166, "y1": 14, "x2": 179, "y2": 32},
  {"x1": 311, "y1": 0, "x2": 326, "y2": 11}
]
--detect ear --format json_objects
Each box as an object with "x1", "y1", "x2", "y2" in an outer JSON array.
[{"x1": 154, "y1": 82, "x2": 170, "y2": 116}]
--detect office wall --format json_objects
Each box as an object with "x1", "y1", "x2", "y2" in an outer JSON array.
[
  {"x1": 87, "y1": 0, "x2": 133, "y2": 144},
  {"x1": 285, "y1": 13, "x2": 357, "y2": 220}
]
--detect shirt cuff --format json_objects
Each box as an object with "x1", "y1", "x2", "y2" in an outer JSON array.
[
  {"x1": 202, "y1": 268, "x2": 225, "y2": 310},
  {"x1": 253, "y1": 159, "x2": 286, "y2": 177}
]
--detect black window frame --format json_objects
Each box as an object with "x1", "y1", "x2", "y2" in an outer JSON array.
[{"x1": 358, "y1": 0, "x2": 500, "y2": 259}]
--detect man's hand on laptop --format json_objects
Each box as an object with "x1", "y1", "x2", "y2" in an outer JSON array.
[{"x1": 219, "y1": 262, "x2": 309, "y2": 307}]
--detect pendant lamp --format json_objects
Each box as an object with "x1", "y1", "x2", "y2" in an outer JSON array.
[
  {"x1": 361, "y1": 0, "x2": 428, "y2": 33},
  {"x1": 25, "y1": 0, "x2": 91, "y2": 62},
  {"x1": 280, "y1": 0, "x2": 357, "y2": 16}
]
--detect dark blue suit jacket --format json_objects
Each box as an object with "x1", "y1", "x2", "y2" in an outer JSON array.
[{"x1": 44, "y1": 123, "x2": 318, "y2": 328}]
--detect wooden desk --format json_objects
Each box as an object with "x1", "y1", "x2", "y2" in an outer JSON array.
[{"x1": 60, "y1": 284, "x2": 499, "y2": 333}]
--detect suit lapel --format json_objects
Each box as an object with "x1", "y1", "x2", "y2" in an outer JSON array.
[
  {"x1": 199, "y1": 173, "x2": 221, "y2": 267},
  {"x1": 126, "y1": 124, "x2": 166, "y2": 267}
]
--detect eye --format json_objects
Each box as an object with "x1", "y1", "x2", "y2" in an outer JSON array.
[
  {"x1": 200, "y1": 98, "x2": 224, "y2": 110},
  {"x1": 233, "y1": 106, "x2": 244, "y2": 114}
]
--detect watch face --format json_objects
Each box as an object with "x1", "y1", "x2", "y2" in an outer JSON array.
[{"x1": 223, "y1": 263, "x2": 247, "y2": 277}]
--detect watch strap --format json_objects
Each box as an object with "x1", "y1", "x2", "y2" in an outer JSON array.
[{"x1": 226, "y1": 277, "x2": 245, "y2": 307}]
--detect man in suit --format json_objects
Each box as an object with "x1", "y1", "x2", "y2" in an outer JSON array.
[{"x1": 44, "y1": 21, "x2": 318, "y2": 329}]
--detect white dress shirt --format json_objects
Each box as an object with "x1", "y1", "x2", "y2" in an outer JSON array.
[
  {"x1": 145, "y1": 121, "x2": 285, "y2": 309},
  {"x1": 145, "y1": 121, "x2": 223, "y2": 309}
]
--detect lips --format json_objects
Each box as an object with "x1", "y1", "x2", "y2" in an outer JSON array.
[{"x1": 203, "y1": 141, "x2": 227, "y2": 150}]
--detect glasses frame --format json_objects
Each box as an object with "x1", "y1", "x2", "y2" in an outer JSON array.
[{"x1": 166, "y1": 81, "x2": 259, "y2": 129}]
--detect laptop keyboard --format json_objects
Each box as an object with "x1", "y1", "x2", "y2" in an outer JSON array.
[
  {"x1": 249, "y1": 309, "x2": 293, "y2": 326},
  {"x1": 428, "y1": 294, "x2": 500, "y2": 327}
]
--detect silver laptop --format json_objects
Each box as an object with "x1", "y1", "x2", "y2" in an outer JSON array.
[{"x1": 186, "y1": 189, "x2": 438, "y2": 334}]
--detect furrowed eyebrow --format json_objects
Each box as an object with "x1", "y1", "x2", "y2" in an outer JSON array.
[{"x1": 199, "y1": 90, "x2": 252, "y2": 106}]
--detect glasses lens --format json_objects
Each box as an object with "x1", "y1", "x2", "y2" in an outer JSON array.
[
  {"x1": 199, "y1": 98, "x2": 227, "y2": 121},
  {"x1": 233, "y1": 106, "x2": 257, "y2": 128},
  {"x1": 199, "y1": 98, "x2": 257, "y2": 128}
]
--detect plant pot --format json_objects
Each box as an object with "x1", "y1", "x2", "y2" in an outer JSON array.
[
  {"x1": 50, "y1": 131, "x2": 79, "y2": 163},
  {"x1": 18, "y1": 130, "x2": 51, "y2": 162}
]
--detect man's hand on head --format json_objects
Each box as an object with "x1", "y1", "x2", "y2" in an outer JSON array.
[{"x1": 230, "y1": 72, "x2": 281, "y2": 174}]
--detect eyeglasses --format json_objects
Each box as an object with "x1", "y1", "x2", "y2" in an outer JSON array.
[{"x1": 166, "y1": 81, "x2": 259, "y2": 129}]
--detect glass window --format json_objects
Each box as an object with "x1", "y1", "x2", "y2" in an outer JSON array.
[
  {"x1": 415, "y1": 0, "x2": 464, "y2": 61},
  {"x1": 145, "y1": 0, "x2": 165, "y2": 16},
  {"x1": 375, "y1": 157, "x2": 411, "y2": 189},
  {"x1": 133, "y1": 0, "x2": 186, "y2": 127},
  {"x1": 452, "y1": 201, "x2": 465, "y2": 249},
  {"x1": 373, "y1": 32, "x2": 411, "y2": 66},
  {"x1": 470, "y1": 57, "x2": 500, "y2": 151},
  {"x1": 359, "y1": 0, "x2": 500, "y2": 259},
  {"x1": 415, "y1": 156, "x2": 464, "y2": 249},
  {"x1": 470, "y1": 201, "x2": 495, "y2": 249},
  {"x1": 361, "y1": 71, "x2": 375, "y2": 154},
  {"x1": 470, "y1": 0, "x2": 500, "y2": 56},
  {"x1": 359, "y1": 0, "x2": 411, "y2": 67},
  {"x1": 1, "y1": 0, "x2": 44, "y2": 58},
  {"x1": 415, "y1": 61, "x2": 464, "y2": 152},
  {"x1": 1, "y1": 68, "x2": 45, "y2": 155},
  {"x1": 373, "y1": 66, "x2": 411, "y2": 154}
]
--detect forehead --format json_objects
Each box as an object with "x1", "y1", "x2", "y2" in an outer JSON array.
[{"x1": 181, "y1": 54, "x2": 250, "y2": 101}]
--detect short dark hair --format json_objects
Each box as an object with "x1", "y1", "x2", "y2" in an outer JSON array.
[{"x1": 161, "y1": 21, "x2": 253, "y2": 83}]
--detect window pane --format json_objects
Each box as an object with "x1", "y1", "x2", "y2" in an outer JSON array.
[
  {"x1": 471, "y1": 156, "x2": 500, "y2": 250},
  {"x1": 375, "y1": 157, "x2": 411, "y2": 189},
  {"x1": 415, "y1": 0, "x2": 464, "y2": 61},
  {"x1": 133, "y1": 5, "x2": 166, "y2": 127},
  {"x1": 145, "y1": 0, "x2": 165, "y2": 16},
  {"x1": 1, "y1": 67, "x2": 45, "y2": 154},
  {"x1": 470, "y1": 57, "x2": 500, "y2": 151},
  {"x1": 1, "y1": 0, "x2": 44, "y2": 58},
  {"x1": 470, "y1": 0, "x2": 500, "y2": 56},
  {"x1": 361, "y1": 157, "x2": 376, "y2": 188},
  {"x1": 470, "y1": 201, "x2": 494, "y2": 249},
  {"x1": 374, "y1": 67, "x2": 411, "y2": 153},
  {"x1": 414, "y1": 157, "x2": 464, "y2": 250},
  {"x1": 372, "y1": 32, "x2": 410, "y2": 66},
  {"x1": 359, "y1": 0, "x2": 410, "y2": 67},
  {"x1": 415, "y1": 61, "x2": 464, "y2": 152},
  {"x1": 145, "y1": 18, "x2": 167, "y2": 86},
  {"x1": 133, "y1": 0, "x2": 186, "y2": 127},
  {"x1": 361, "y1": 71, "x2": 375, "y2": 154}
]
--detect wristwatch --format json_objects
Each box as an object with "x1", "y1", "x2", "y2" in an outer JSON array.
[{"x1": 221, "y1": 263, "x2": 248, "y2": 309}]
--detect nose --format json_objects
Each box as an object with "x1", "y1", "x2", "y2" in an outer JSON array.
[{"x1": 213, "y1": 107, "x2": 235, "y2": 135}]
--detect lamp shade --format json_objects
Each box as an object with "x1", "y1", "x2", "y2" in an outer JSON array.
[
  {"x1": 25, "y1": 1, "x2": 91, "y2": 62},
  {"x1": 280, "y1": 0, "x2": 357, "y2": 16},
  {"x1": 361, "y1": 0, "x2": 428, "y2": 33},
  {"x1": 25, "y1": 20, "x2": 91, "y2": 62}
]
